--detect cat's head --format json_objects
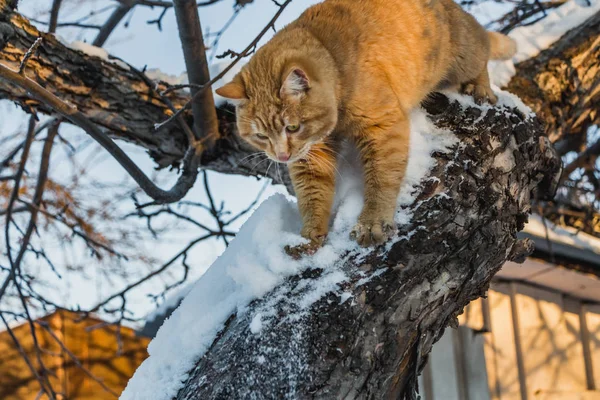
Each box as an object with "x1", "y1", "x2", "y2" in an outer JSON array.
[{"x1": 216, "y1": 63, "x2": 338, "y2": 164}]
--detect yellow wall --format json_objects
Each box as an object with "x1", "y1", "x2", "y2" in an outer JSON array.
[
  {"x1": 0, "y1": 310, "x2": 149, "y2": 399},
  {"x1": 460, "y1": 284, "x2": 600, "y2": 400}
]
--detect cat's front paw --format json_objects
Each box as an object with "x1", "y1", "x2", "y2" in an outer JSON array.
[
  {"x1": 285, "y1": 240, "x2": 323, "y2": 260},
  {"x1": 301, "y1": 225, "x2": 328, "y2": 244},
  {"x1": 350, "y1": 218, "x2": 395, "y2": 247},
  {"x1": 284, "y1": 226, "x2": 327, "y2": 260}
]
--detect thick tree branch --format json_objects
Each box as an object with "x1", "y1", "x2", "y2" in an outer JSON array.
[
  {"x1": 506, "y1": 10, "x2": 600, "y2": 146},
  {"x1": 174, "y1": 94, "x2": 560, "y2": 400},
  {"x1": 173, "y1": 0, "x2": 219, "y2": 145}
]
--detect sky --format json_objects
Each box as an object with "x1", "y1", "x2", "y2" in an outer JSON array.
[{"x1": 1, "y1": 0, "x2": 330, "y2": 325}]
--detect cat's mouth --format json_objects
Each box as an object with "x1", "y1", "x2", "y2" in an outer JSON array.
[
  {"x1": 290, "y1": 146, "x2": 312, "y2": 163},
  {"x1": 267, "y1": 147, "x2": 311, "y2": 164}
]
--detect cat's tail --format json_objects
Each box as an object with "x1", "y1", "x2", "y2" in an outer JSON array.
[{"x1": 488, "y1": 31, "x2": 517, "y2": 60}]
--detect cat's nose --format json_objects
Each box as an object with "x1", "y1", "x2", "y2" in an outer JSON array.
[{"x1": 277, "y1": 153, "x2": 290, "y2": 162}]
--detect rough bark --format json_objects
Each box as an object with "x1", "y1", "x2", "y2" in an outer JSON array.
[
  {"x1": 175, "y1": 94, "x2": 560, "y2": 400},
  {"x1": 0, "y1": 4, "x2": 291, "y2": 189},
  {"x1": 506, "y1": 10, "x2": 600, "y2": 153}
]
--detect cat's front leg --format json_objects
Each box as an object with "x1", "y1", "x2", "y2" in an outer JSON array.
[
  {"x1": 285, "y1": 144, "x2": 337, "y2": 258},
  {"x1": 351, "y1": 118, "x2": 410, "y2": 247}
]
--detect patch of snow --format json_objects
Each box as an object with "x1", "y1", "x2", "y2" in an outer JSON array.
[
  {"x1": 339, "y1": 292, "x2": 353, "y2": 304},
  {"x1": 120, "y1": 108, "x2": 457, "y2": 400},
  {"x1": 444, "y1": 87, "x2": 533, "y2": 117},
  {"x1": 69, "y1": 41, "x2": 109, "y2": 59},
  {"x1": 68, "y1": 41, "x2": 130, "y2": 70},
  {"x1": 524, "y1": 214, "x2": 600, "y2": 254},
  {"x1": 493, "y1": 136, "x2": 517, "y2": 172},
  {"x1": 144, "y1": 69, "x2": 188, "y2": 86},
  {"x1": 469, "y1": 1, "x2": 516, "y2": 26},
  {"x1": 489, "y1": 0, "x2": 600, "y2": 87},
  {"x1": 356, "y1": 267, "x2": 389, "y2": 287},
  {"x1": 145, "y1": 283, "x2": 193, "y2": 324},
  {"x1": 142, "y1": 62, "x2": 246, "y2": 104},
  {"x1": 210, "y1": 61, "x2": 246, "y2": 106},
  {"x1": 249, "y1": 313, "x2": 263, "y2": 334}
]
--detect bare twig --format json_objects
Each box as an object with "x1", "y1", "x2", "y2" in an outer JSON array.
[
  {"x1": 18, "y1": 37, "x2": 43, "y2": 74},
  {"x1": 0, "y1": 313, "x2": 55, "y2": 396},
  {"x1": 93, "y1": 3, "x2": 133, "y2": 47},
  {"x1": 154, "y1": 0, "x2": 293, "y2": 130},
  {"x1": 1, "y1": 116, "x2": 37, "y2": 301},
  {"x1": 0, "y1": 63, "x2": 201, "y2": 204},
  {"x1": 87, "y1": 233, "x2": 213, "y2": 313},
  {"x1": 37, "y1": 320, "x2": 120, "y2": 397}
]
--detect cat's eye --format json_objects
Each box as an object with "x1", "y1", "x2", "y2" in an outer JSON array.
[
  {"x1": 256, "y1": 133, "x2": 268, "y2": 140},
  {"x1": 286, "y1": 124, "x2": 301, "y2": 133}
]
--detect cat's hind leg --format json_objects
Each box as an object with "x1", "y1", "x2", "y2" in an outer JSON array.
[{"x1": 460, "y1": 58, "x2": 497, "y2": 105}]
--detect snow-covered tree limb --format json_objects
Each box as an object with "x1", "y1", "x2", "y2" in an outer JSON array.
[
  {"x1": 170, "y1": 94, "x2": 560, "y2": 400},
  {"x1": 507, "y1": 10, "x2": 600, "y2": 154}
]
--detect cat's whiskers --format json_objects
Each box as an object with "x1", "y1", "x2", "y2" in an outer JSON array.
[
  {"x1": 306, "y1": 149, "x2": 341, "y2": 178},
  {"x1": 239, "y1": 152, "x2": 265, "y2": 164},
  {"x1": 276, "y1": 162, "x2": 284, "y2": 184},
  {"x1": 265, "y1": 160, "x2": 274, "y2": 180},
  {"x1": 250, "y1": 157, "x2": 271, "y2": 175},
  {"x1": 320, "y1": 154, "x2": 342, "y2": 178}
]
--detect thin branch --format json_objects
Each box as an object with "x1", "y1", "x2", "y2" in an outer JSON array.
[
  {"x1": 0, "y1": 121, "x2": 59, "y2": 302},
  {"x1": 93, "y1": 3, "x2": 133, "y2": 47},
  {"x1": 155, "y1": 0, "x2": 293, "y2": 130},
  {"x1": 0, "y1": 119, "x2": 56, "y2": 173},
  {"x1": 0, "y1": 313, "x2": 54, "y2": 396},
  {"x1": 19, "y1": 37, "x2": 43, "y2": 74},
  {"x1": 562, "y1": 138, "x2": 600, "y2": 181},
  {"x1": 1, "y1": 116, "x2": 37, "y2": 301},
  {"x1": 37, "y1": 321, "x2": 120, "y2": 397},
  {"x1": 125, "y1": 0, "x2": 226, "y2": 8},
  {"x1": 0, "y1": 62, "x2": 201, "y2": 204},
  {"x1": 48, "y1": 0, "x2": 63, "y2": 33},
  {"x1": 87, "y1": 233, "x2": 213, "y2": 313}
]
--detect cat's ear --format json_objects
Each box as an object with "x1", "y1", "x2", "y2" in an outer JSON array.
[
  {"x1": 281, "y1": 68, "x2": 310, "y2": 99},
  {"x1": 215, "y1": 77, "x2": 247, "y2": 100}
]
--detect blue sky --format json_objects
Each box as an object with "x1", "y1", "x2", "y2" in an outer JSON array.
[{"x1": 1, "y1": 0, "x2": 326, "y2": 324}]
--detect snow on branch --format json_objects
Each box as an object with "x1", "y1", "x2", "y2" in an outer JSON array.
[{"x1": 121, "y1": 92, "x2": 561, "y2": 400}]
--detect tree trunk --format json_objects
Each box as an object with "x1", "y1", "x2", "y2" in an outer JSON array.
[
  {"x1": 506, "y1": 10, "x2": 600, "y2": 154},
  {"x1": 174, "y1": 94, "x2": 560, "y2": 399}
]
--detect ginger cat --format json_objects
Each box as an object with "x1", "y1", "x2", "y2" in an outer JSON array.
[{"x1": 216, "y1": 0, "x2": 516, "y2": 250}]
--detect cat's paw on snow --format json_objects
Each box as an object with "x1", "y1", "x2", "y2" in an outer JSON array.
[
  {"x1": 350, "y1": 219, "x2": 395, "y2": 247},
  {"x1": 285, "y1": 238, "x2": 324, "y2": 260}
]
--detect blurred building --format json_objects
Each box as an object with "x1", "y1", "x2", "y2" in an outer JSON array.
[
  {"x1": 420, "y1": 216, "x2": 600, "y2": 400},
  {"x1": 0, "y1": 310, "x2": 150, "y2": 399}
]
